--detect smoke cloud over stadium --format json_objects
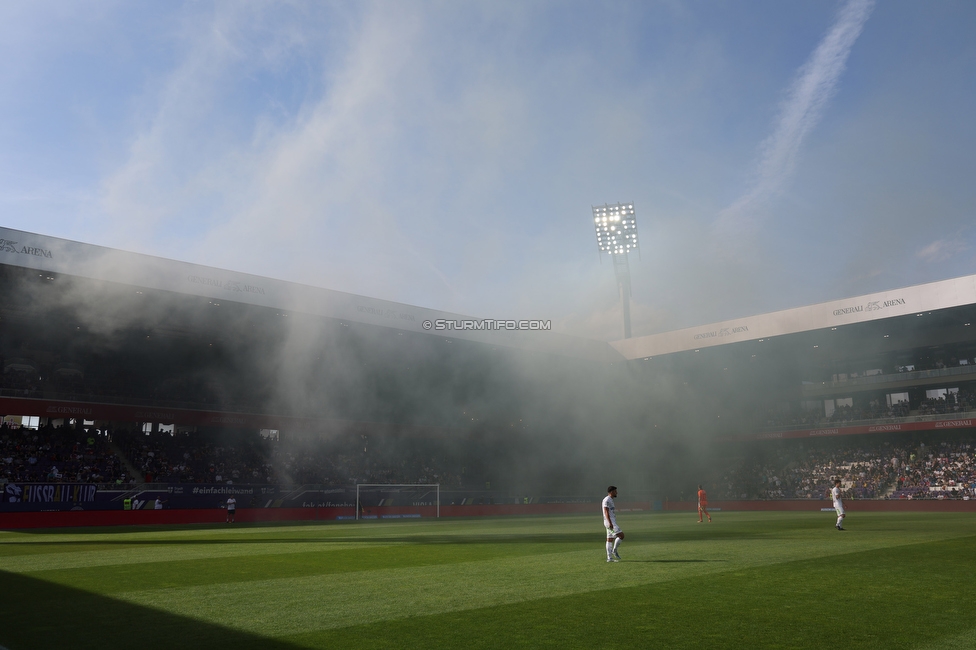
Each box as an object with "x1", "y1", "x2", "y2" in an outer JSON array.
[
  {"x1": 2, "y1": 2, "x2": 976, "y2": 499},
  {"x1": 3, "y1": 2, "x2": 975, "y2": 341}
]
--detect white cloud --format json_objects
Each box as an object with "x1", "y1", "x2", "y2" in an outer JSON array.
[
  {"x1": 27, "y1": 0, "x2": 967, "y2": 334},
  {"x1": 917, "y1": 239, "x2": 969, "y2": 263},
  {"x1": 714, "y1": 0, "x2": 875, "y2": 236},
  {"x1": 96, "y1": 3, "x2": 504, "y2": 302},
  {"x1": 99, "y1": 4, "x2": 259, "y2": 243}
]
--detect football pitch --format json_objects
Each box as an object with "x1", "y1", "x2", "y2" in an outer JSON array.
[{"x1": 2, "y1": 511, "x2": 975, "y2": 649}]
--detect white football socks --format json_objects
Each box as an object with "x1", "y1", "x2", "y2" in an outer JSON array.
[
  {"x1": 612, "y1": 537, "x2": 621, "y2": 554},
  {"x1": 606, "y1": 541, "x2": 613, "y2": 558}
]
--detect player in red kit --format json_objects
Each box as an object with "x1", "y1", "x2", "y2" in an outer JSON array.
[{"x1": 697, "y1": 484, "x2": 712, "y2": 523}]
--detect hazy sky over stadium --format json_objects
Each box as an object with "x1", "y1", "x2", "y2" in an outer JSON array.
[{"x1": 2, "y1": 0, "x2": 975, "y2": 340}]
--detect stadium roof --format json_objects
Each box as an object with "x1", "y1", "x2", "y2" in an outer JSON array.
[
  {"x1": 611, "y1": 274, "x2": 976, "y2": 360},
  {"x1": 6, "y1": 225, "x2": 976, "y2": 365},
  {"x1": 0, "y1": 226, "x2": 620, "y2": 362}
]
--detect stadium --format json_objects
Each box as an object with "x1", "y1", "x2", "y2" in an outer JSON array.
[
  {"x1": 3, "y1": 226, "x2": 976, "y2": 648},
  {"x1": 5, "y1": 226, "x2": 976, "y2": 517},
  {"x1": 4, "y1": 2, "x2": 976, "y2": 647}
]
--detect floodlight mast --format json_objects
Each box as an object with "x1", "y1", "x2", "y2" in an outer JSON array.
[
  {"x1": 592, "y1": 203, "x2": 638, "y2": 339},
  {"x1": 613, "y1": 254, "x2": 632, "y2": 339}
]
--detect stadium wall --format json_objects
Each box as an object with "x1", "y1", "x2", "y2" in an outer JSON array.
[
  {"x1": 0, "y1": 395, "x2": 319, "y2": 430},
  {"x1": 664, "y1": 500, "x2": 976, "y2": 513},
  {"x1": 6, "y1": 499, "x2": 976, "y2": 529},
  {"x1": 727, "y1": 417, "x2": 976, "y2": 442}
]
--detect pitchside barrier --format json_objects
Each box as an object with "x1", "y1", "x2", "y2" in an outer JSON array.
[
  {"x1": 0, "y1": 483, "x2": 621, "y2": 513},
  {"x1": 0, "y1": 500, "x2": 654, "y2": 530},
  {"x1": 2, "y1": 483, "x2": 974, "y2": 529},
  {"x1": 663, "y1": 499, "x2": 976, "y2": 513}
]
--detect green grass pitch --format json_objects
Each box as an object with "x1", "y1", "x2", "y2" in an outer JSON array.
[{"x1": 2, "y1": 511, "x2": 976, "y2": 649}]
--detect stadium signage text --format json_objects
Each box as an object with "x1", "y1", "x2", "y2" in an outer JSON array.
[
  {"x1": 208, "y1": 415, "x2": 247, "y2": 425},
  {"x1": 187, "y1": 275, "x2": 265, "y2": 295},
  {"x1": 4, "y1": 483, "x2": 97, "y2": 503},
  {"x1": 356, "y1": 305, "x2": 417, "y2": 322},
  {"x1": 0, "y1": 239, "x2": 53, "y2": 258},
  {"x1": 134, "y1": 410, "x2": 177, "y2": 421},
  {"x1": 833, "y1": 298, "x2": 905, "y2": 317},
  {"x1": 45, "y1": 405, "x2": 93, "y2": 416},
  {"x1": 191, "y1": 486, "x2": 255, "y2": 495},
  {"x1": 693, "y1": 325, "x2": 749, "y2": 340},
  {"x1": 809, "y1": 428, "x2": 840, "y2": 437},
  {"x1": 935, "y1": 419, "x2": 973, "y2": 428}
]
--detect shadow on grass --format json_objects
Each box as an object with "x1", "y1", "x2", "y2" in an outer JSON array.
[
  {"x1": 0, "y1": 529, "x2": 767, "y2": 548},
  {"x1": 625, "y1": 559, "x2": 729, "y2": 563},
  {"x1": 0, "y1": 570, "x2": 300, "y2": 650}
]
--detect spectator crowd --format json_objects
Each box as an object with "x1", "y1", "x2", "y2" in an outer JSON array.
[
  {"x1": 764, "y1": 387, "x2": 976, "y2": 429},
  {"x1": 2, "y1": 421, "x2": 471, "y2": 490},
  {"x1": 713, "y1": 435, "x2": 976, "y2": 501},
  {"x1": 3, "y1": 418, "x2": 975, "y2": 503},
  {"x1": 0, "y1": 421, "x2": 122, "y2": 484}
]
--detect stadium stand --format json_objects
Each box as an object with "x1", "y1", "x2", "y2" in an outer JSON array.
[
  {"x1": 5, "y1": 227, "x2": 976, "y2": 516},
  {"x1": 5, "y1": 408, "x2": 974, "y2": 505},
  {"x1": 1, "y1": 419, "x2": 473, "y2": 490},
  {"x1": 712, "y1": 433, "x2": 976, "y2": 501},
  {"x1": 112, "y1": 428, "x2": 279, "y2": 485},
  {"x1": 0, "y1": 421, "x2": 123, "y2": 484}
]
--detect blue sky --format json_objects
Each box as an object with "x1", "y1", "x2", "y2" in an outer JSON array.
[{"x1": 2, "y1": 0, "x2": 975, "y2": 340}]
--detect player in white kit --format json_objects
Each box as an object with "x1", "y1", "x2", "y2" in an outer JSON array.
[
  {"x1": 603, "y1": 486, "x2": 624, "y2": 562},
  {"x1": 830, "y1": 479, "x2": 845, "y2": 531}
]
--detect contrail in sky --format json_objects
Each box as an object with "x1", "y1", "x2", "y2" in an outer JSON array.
[{"x1": 715, "y1": 0, "x2": 875, "y2": 233}]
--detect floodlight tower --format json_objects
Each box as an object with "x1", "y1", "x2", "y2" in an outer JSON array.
[{"x1": 593, "y1": 202, "x2": 639, "y2": 339}]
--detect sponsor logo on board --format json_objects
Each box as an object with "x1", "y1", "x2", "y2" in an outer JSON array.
[
  {"x1": 833, "y1": 297, "x2": 905, "y2": 317},
  {"x1": 693, "y1": 325, "x2": 749, "y2": 340},
  {"x1": 45, "y1": 405, "x2": 93, "y2": 416},
  {"x1": 187, "y1": 275, "x2": 265, "y2": 295},
  {"x1": 0, "y1": 238, "x2": 54, "y2": 258},
  {"x1": 809, "y1": 428, "x2": 840, "y2": 437},
  {"x1": 935, "y1": 419, "x2": 973, "y2": 429},
  {"x1": 357, "y1": 305, "x2": 418, "y2": 322}
]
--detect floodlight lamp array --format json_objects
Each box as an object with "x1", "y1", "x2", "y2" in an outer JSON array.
[{"x1": 593, "y1": 203, "x2": 638, "y2": 255}]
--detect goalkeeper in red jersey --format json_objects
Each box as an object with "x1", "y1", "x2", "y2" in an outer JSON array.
[{"x1": 697, "y1": 485, "x2": 712, "y2": 523}]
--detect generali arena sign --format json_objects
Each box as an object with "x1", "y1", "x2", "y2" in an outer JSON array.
[
  {"x1": 728, "y1": 418, "x2": 975, "y2": 442},
  {"x1": 611, "y1": 274, "x2": 976, "y2": 359}
]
